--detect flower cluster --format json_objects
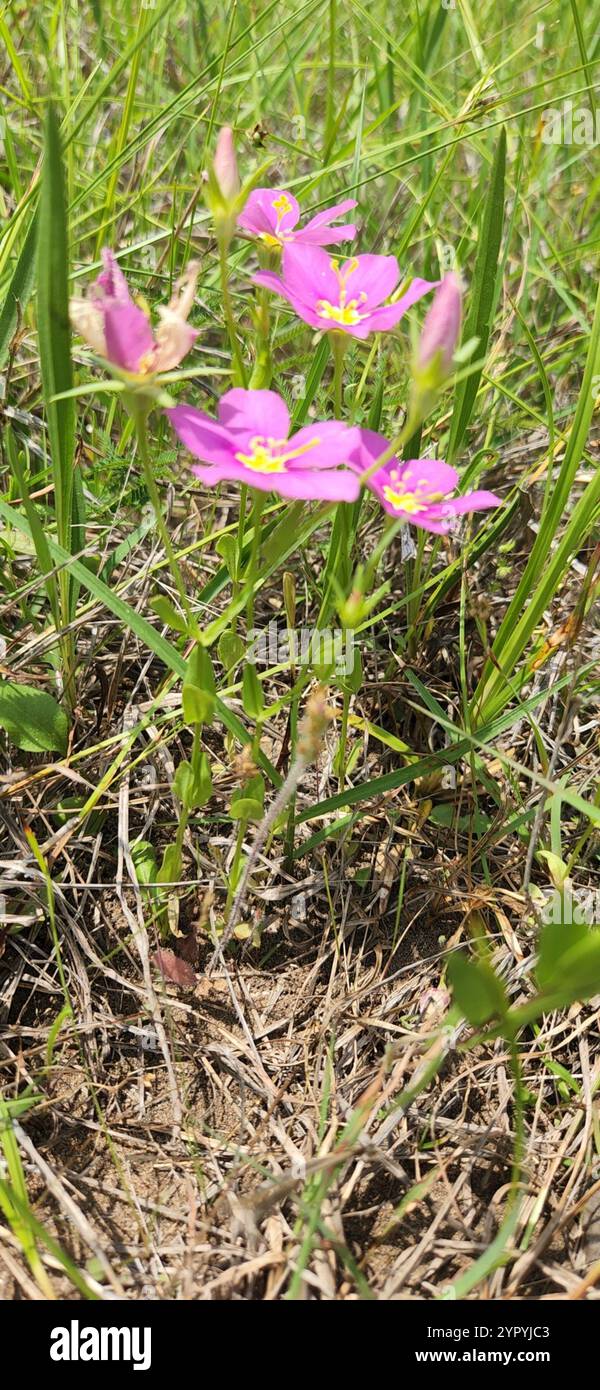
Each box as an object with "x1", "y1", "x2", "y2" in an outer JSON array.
[{"x1": 70, "y1": 130, "x2": 501, "y2": 534}]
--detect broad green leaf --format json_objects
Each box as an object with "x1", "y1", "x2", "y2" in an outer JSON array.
[
  {"x1": 0, "y1": 682, "x2": 68, "y2": 754},
  {"x1": 242, "y1": 663, "x2": 264, "y2": 718},
  {"x1": 157, "y1": 843, "x2": 182, "y2": 884},
  {"x1": 182, "y1": 645, "x2": 217, "y2": 725},
  {"x1": 218, "y1": 631, "x2": 245, "y2": 671},
  {"x1": 230, "y1": 774, "x2": 265, "y2": 823},
  {"x1": 131, "y1": 840, "x2": 158, "y2": 889},
  {"x1": 448, "y1": 952, "x2": 507, "y2": 1026},
  {"x1": 150, "y1": 595, "x2": 188, "y2": 633},
  {"x1": 536, "y1": 919, "x2": 590, "y2": 993},
  {"x1": 173, "y1": 754, "x2": 212, "y2": 810}
]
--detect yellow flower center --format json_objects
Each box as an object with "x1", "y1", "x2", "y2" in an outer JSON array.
[
  {"x1": 273, "y1": 193, "x2": 293, "y2": 219},
  {"x1": 235, "y1": 433, "x2": 320, "y2": 473},
  {"x1": 317, "y1": 258, "x2": 366, "y2": 326},
  {"x1": 259, "y1": 193, "x2": 295, "y2": 248},
  {"x1": 136, "y1": 351, "x2": 157, "y2": 376},
  {"x1": 382, "y1": 468, "x2": 446, "y2": 513},
  {"x1": 382, "y1": 487, "x2": 427, "y2": 514},
  {"x1": 260, "y1": 232, "x2": 286, "y2": 249}
]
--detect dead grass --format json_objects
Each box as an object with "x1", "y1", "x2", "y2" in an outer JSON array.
[{"x1": 1, "y1": 467, "x2": 599, "y2": 1299}]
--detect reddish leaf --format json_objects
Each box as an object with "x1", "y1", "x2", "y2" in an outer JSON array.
[{"x1": 152, "y1": 948, "x2": 196, "y2": 989}]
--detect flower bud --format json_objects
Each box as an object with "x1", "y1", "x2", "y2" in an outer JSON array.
[
  {"x1": 213, "y1": 126, "x2": 240, "y2": 201},
  {"x1": 417, "y1": 272, "x2": 462, "y2": 375}
]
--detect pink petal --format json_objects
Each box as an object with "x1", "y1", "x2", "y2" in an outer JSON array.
[
  {"x1": 288, "y1": 421, "x2": 356, "y2": 468},
  {"x1": 279, "y1": 243, "x2": 342, "y2": 303},
  {"x1": 363, "y1": 276, "x2": 439, "y2": 333},
  {"x1": 399, "y1": 459, "x2": 459, "y2": 497},
  {"x1": 214, "y1": 126, "x2": 240, "y2": 199},
  {"x1": 346, "y1": 427, "x2": 390, "y2": 474},
  {"x1": 436, "y1": 489, "x2": 502, "y2": 515},
  {"x1": 301, "y1": 198, "x2": 358, "y2": 230},
  {"x1": 218, "y1": 387, "x2": 290, "y2": 440},
  {"x1": 252, "y1": 268, "x2": 287, "y2": 295},
  {"x1": 298, "y1": 198, "x2": 358, "y2": 246},
  {"x1": 341, "y1": 253, "x2": 399, "y2": 308},
  {"x1": 190, "y1": 459, "x2": 359, "y2": 502},
  {"x1": 151, "y1": 320, "x2": 198, "y2": 374},
  {"x1": 295, "y1": 222, "x2": 357, "y2": 246},
  {"x1": 96, "y1": 248, "x2": 132, "y2": 302},
  {"x1": 238, "y1": 188, "x2": 300, "y2": 239},
  {"x1": 418, "y1": 272, "x2": 462, "y2": 371},
  {"x1": 167, "y1": 405, "x2": 236, "y2": 465},
  {"x1": 252, "y1": 271, "x2": 324, "y2": 328},
  {"x1": 103, "y1": 300, "x2": 155, "y2": 373}
]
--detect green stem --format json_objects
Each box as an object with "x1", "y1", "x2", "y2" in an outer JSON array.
[
  {"x1": 338, "y1": 684, "x2": 350, "y2": 792},
  {"x1": 134, "y1": 408, "x2": 194, "y2": 629},
  {"x1": 226, "y1": 818, "x2": 247, "y2": 916},
  {"x1": 245, "y1": 489, "x2": 265, "y2": 628},
  {"x1": 219, "y1": 239, "x2": 247, "y2": 387},
  {"x1": 330, "y1": 331, "x2": 347, "y2": 416}
]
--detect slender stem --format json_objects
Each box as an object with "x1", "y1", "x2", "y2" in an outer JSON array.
[
  {"x1": 134, "y1": 409, "x2": 194, "y2": 628},
  {"x1": 324, "y1": 0, "x2": 337, "y2": 154},
  {"x1": 219, "y1": 239, "x2": 247, "y2": 387},
  {"x1": 338, "y1": 685, "x2": 350, "y2": 791},
  {"x1": 226, "y1": 819, "x2": 247, "y2": 917},
  {"x1": 250, "y1": 283, "x2": 272, "y2": 388},
  {"x1": 245, "y1": 489, "x2": 265, "y2": 628},
  {"x1": 330, "y1": 331, "x2": 347, "y2": 416}
]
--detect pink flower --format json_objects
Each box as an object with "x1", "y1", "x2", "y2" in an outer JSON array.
[
  {"x1": 213, "y1": 126, "x2": 240, "y2": 201},
  {"x1": 237, "y1": 188, "x2": 357, "y2": 249},
  {"x1": 167, "y1": 388, "x2": 360, "y2": 502},
  {"x1": 253, "y1": 245, "x2": 438, "y2": 339},
  {"x1": 417, "y1": 272, "x2": 462, "y2": 373},
  {"x1": 350, "y1": 429, "x2": 501, "y2": 533},
  {"x1": 70, "y1": 249, "x2": 199, "y2": 376}
]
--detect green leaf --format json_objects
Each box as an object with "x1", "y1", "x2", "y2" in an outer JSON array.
[
  {"x1": 0, "y1": 682, "x2": 68, "y2": 754},
  {"x1": 447, "y1": 128, "x2": 506, "y2": 464},
  {"x1": 537, "y1": 921, "x2": 600, "y2": 995},
  {"x1": 473, "y1": 273, "x2": 600, "y2": 724},
  {"x1": 215, "y1": 533, "x2": 238, "y2": 578},
  {"x1": 37, "y1": 105, "x2": 75, "y2": 574},
  {"x1": 173, "y1": 753, "x2": 212, "y2": 810},
  {"x1": 242, "y1": 663, "x2": 264, "y2": 718},
  {"x1": 150, "y1": 595, "x2": 188, "y2": 633},
  {"x1": 157, "y1": 843, "x2": 182, "y2": 884},
  {"x1": 0, "y1": 213, "x2": 37, "y2": 370},
  {"x1": 230, "y1": 774, "x2": 265, "y2": 823},
  {"x1": 182, "y1": 645, "x2": 216, "y2": 725},
  {"x1": 218, "y1": 631, "x2": 245, "y2": 671},
  {"x1": 131, "y1": 840, "x2": 158, "y2": 889},
  {"x1": 448, "y1": 952, "x2": 507, "y2": 1026}
]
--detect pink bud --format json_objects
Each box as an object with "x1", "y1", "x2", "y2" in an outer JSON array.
[
  {"x1": 213, "y1": 126, "x2": 240, "y2": 200},
  {"x1": 418, "y1": 272, "x2": 462, "y2": 372}
]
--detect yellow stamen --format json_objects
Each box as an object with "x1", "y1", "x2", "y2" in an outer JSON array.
[
  {"x1": 235, "y1": 433, "x2": 320, "y2": 473},
  {"x1": 382, "y1": 486, "x2": 427, "y2": 515},
  {"x1": 317, "y1": 258, "x2": 365, "y2": 325},
  {"x1": 272, "y1": 193, "x2": 293, "y2": 218},
  {"x1": 260, "y1": 232, "x2": 285, "y2": 249},
  {"x1": 316, "y1": 298, "x2": 363, "y2": 325}
]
